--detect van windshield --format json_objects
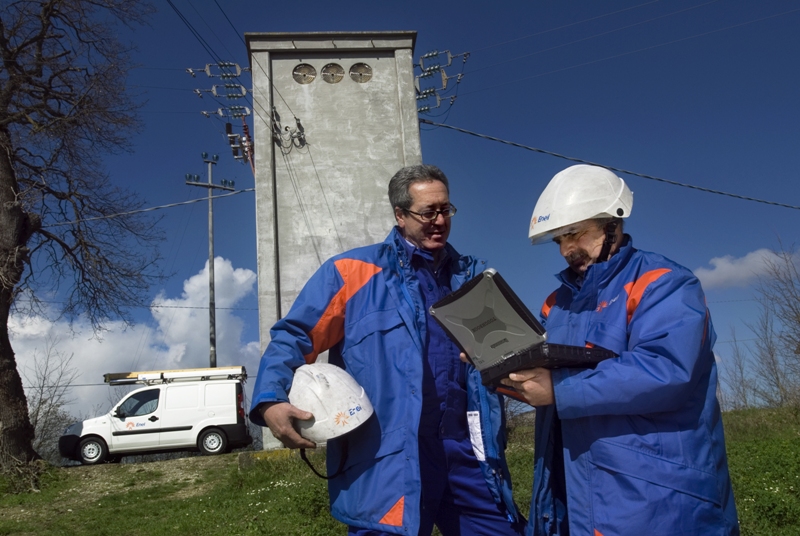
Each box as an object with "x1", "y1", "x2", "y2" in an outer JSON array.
[{"x1": 118, "y1": 389, "x2": 160, "y2": 416}]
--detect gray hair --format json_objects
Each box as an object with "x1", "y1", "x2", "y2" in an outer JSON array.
[
  {"x1": 388, "y1": 164, "x2": 449, "y2": 210},
  {"x1": 592, "y1": 217, "x2": 625, "y2": 233}
]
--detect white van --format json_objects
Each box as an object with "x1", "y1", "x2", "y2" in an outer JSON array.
[{"x1": 59, "y1": 366, "x2": 252, "y2": 465}]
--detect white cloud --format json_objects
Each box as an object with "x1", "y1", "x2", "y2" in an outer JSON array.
[
  {"x1": 693, "y1": 249, "x2": 780, "y2": 290},
  {"x1": 10, "y1": 257, "x2": 261, "y2": 420}
]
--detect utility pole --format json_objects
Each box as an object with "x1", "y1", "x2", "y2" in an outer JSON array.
[{"x1": 185, "y1": 153, "x2": 235, "y2": 367}]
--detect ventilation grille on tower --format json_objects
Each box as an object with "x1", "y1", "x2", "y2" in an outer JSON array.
[
  {"x1": 349, "y1": 63, "x2": 373, "y2": 83},
  {"x1": 321, "y1": 63, "x2": 345, "y2": 84},
  {"x1": 292, "y1": 63, "x2": 316, "y2": 84}
]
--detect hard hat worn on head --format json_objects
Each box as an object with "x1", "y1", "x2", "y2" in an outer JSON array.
[
  {"x1": 288, "y1": 363, "x2": 374, "y2": 443},
  {"x1": 528, "y1": 164, "x2": 633, "y2": 245}
]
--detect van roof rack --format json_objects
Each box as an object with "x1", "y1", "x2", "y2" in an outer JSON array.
[{"x1": 103, "y1": 366, "x2": 247, "y2": 386}]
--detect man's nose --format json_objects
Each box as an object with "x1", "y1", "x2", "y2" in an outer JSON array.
[{"x1": 559, "y1": 238, "x2": 575, "y2": 257}]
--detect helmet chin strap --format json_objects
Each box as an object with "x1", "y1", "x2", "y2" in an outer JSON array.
[{"x1": 597, "y1": 220, "x2": 619, "y2": 263}]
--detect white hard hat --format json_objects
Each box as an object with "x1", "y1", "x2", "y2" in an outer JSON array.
[
  {"x1": 288, "y1": 363, "x2": 374, "y2": 443},
  {"x1": 528, "y1": 165, "x2": 633, "y2": 245}
]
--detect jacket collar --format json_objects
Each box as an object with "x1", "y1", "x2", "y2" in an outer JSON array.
[{"x1": 387, "y1": 226, "x2": 459, "y2": 272}]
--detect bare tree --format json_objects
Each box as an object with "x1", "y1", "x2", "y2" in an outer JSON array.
[
  {"x1": 0, "y1": 0, "x2": 159, "y2": 473},
  {"x1": 20, "y1": 337, "x2": 78, "y2": 464},
  {"x1": 748, "y1": 301, "x2": 799, "y2": 408},
  {"x1": 504, "y1": 398, "x2": 531, "y2": 421},
  {"x1": 757, "y1": 249, "x2": 800, "y2": 374},
  {"x1": 718, "y1": 328, "x2": 756, "y2": 411},
  {"x1": 746, "y1": 247, "x2": 800, "y2": 409}
]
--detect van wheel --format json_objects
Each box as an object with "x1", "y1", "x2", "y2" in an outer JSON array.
[
  {"x1": 198, "y1": 428, "x2": 228, "y2": 455},
  {"x1": 79, "y1": 437, "x2": 108, "y2": 465}
]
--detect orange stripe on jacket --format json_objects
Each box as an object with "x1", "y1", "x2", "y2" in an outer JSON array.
[
  {"x1": 303, "y1": 259, "x2": 382, "y2": 363},
  {"x1": 623, "y1": 268, "x2": 671, "y2": 323},
  {"x1": 594, "y1": 530, "x2": 605, "y2": 536},
  {"x1": 541, "y1": 291, "x2": 557, "y2": 319},
  {"x1": 379, "y1": 496, "x2": 404, "y2": 526}
]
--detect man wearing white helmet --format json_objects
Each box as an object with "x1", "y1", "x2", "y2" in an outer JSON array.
[
  {"x1": 507, "y1": 164, "x2": 739, "y2": 535},
  {"x1": 249, "y1": 164, "x2": 525, "y2": 536}
]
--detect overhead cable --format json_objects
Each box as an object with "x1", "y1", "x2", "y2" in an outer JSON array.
[
  {"x1": 306, "y1": 145, "x2": 345, "y2": 253},
  {"x1": 214, "y1": 0, "x2": 247, "y2": 46},
  {"x1": 15, "y1": 298, "x2": 256, "y2": 310},
  {"x1": 467, "y1": 0, "x2": 722, "y2": 76},
  {"x1": 166, "y1": 0, "x2": 225, "y2": 66},
  {"x1": 167, "y1": 0, "x2": 268, "y2": 155},
  {"x1": 420, "y1": 119, "x2": 800, "y2": 211},
  {"x1": 461, "y1": 6, "x2": 800, "y2": 97},
  {"x1": 186, "y1": 1, "x2": 240, "y2": 62},
  {"x1": 471, "y1": 0, "x2": 662, "y2": 53},
  {"x1": 41, "y1": 188, "x2": 254, "y2": 228}
]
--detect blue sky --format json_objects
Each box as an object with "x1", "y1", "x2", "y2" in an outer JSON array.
[{"x1": 10, "y1": 0, "x2": 800, "y2": 416}]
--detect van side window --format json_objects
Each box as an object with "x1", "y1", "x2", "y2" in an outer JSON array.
[{"x1": 119, "y1": 389, "x2": 160, "y2": 416}]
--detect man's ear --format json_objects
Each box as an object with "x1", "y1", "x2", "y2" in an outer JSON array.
[{"x1": 394, "y1": 207, "x2": 406, "y2": 229}]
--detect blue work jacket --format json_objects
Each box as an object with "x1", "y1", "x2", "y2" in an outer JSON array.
[
  {"x1": 250, "y1": 227, "x2": 519, "y2": 534},
  {"x1": 530, "y1": 236, "x2": 739, "y2": 536}
]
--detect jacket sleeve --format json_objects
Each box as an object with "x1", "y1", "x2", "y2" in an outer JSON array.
[
  {"x1": 553, "y1": 268, "x2": 714, "y2": 419},
  {"x1": 248, "y1": 258, "x2": 347, "y2": 425}
]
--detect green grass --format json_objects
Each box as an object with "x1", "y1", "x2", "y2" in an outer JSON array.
[
  {"x1": 0, "y1": 407, "x2": 798, "y2": 535},
  {"x1": 0, "y1": 451, "x2": 342, "y2": 536},
  {"x1": 723, "y1": 406, "x2": 800, "y2": 536}
]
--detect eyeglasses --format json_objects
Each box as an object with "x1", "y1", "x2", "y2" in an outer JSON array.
[
  {"x1": 552, "y1": 222, "x2": 603, "y2": 244},
  {"x1": 404, "y1": 205, "x2": 457, "y2": 222}
]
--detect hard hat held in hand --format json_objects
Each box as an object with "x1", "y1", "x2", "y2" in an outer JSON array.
[
  {"x1": 529, "y1": 165, "x2": 633, "y2": 245},
  {"x1": 288, "y1": 363, "x2": 374, "y2": 443}
]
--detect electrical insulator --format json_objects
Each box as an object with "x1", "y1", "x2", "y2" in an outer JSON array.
[
  {"x1": 212, "y1": 84, "x2": 247, "y2": 99},
  {"x1": 203, "y1": 62, "x2": 242, "y2": 78},
  {"x1": 228, "y1": 106, "x2": 251, "y2": 118}
]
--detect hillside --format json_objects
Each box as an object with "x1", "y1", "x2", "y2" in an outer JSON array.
[
  {"x1": 0, "y1": 407, "x2": 798, "y2": 536},
  {"x1": 0, "y1": 451, "x2": 339, "y2": 536}
]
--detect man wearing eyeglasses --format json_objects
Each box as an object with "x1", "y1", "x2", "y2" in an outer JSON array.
[{"x1": 250, "y1": 164, "x2": 525, "y2": 536}]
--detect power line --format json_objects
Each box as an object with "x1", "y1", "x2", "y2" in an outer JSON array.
[
  {"x1": 14, "y1": 298, "x2": 257, "y2": 311},
  {"x1": 467, "y1": 0, "x2": 722, "y2": 76},
  {"x1": 306, "y1": 144, "x2": 345, "y2": 254},
  {"x1": 214, "y1": 0, "x2": 246, "y2": 46},
  {"x1": 420, "y1": 119, "x2": 800, "y2": 211},
  {"x1": 41, "y1": 188, "x2": 254, "y2": 228},
  {"x1": 460, "y1": 6, "x2": 800, "y2": 97},
  {"x1": 715, "y1": 338, "x2": 758, "y2": 345},
  {"x1": 150, "y1": 304, "x2": 257, "y2": 310},
  {"x1": 166, "y1": 0, "x2": 225, "y2": 66},
  {"x1": 471, "y1": 0, "x2": 662, "y2": 53},
  {"x1": 24, "y1": 383, "x2": 108, "y2": 389},
  {"x1": 166, "y1": 0, "x2": 268, "y2": 144},
  {"x1": 186, "y1": 1, "x2": 242, "y2": 63},
  {"x1": 249, "y1": 47, "x2": 298, "y2": 121}
]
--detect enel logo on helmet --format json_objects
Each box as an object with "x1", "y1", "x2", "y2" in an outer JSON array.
[{"x1": 530, "y1": 214, "x2": 550, "y2": 230}]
